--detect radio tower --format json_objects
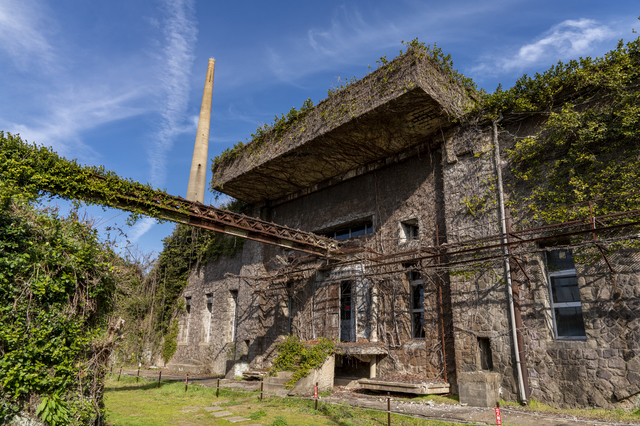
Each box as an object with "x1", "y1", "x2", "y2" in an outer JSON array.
[{"x1": 186, "y1": 58, "x2": 215, "y2": 203}]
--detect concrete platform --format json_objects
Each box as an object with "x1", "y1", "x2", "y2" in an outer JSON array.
[{"x1": 358, "y1": 379, "x2": 450, "y2": 395}]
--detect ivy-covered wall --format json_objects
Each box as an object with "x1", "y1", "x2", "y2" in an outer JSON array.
[{"x1": 0, "y1": 188, "x2": 140, "y2": 424}]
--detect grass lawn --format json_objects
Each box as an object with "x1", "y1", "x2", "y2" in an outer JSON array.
[{"x1": 104, "y1": 376, "x2": 459, "y2": 426}]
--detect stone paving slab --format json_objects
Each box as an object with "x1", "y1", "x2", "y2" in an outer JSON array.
[
  {"x1": 203, "y1": 406, "x2": 223, "y2": 412},
  {"x1": 225, "y1": 417, "x2": 250, "y2": 423},
  {"x1": 211, "y1": 410, "x2": 233, "y2": 417}
]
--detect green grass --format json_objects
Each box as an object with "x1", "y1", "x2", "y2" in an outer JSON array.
[
  {"x1": 499, "y1": 398, "x2": 640, "y2": 423},
  {"x1": 104, "y1": 376, "x2": 460, "y2": 426}
]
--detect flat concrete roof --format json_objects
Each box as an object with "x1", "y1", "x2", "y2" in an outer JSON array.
[
  {"x1": 211, "y1": 49, "x2": 475, "y2": 204},
  {"x1": 336, "y1": 342, "x2": 388, "y2": 356}
]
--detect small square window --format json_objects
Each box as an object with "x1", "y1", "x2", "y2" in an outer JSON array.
[{"x1": 400, "y1": 220, "x2": 419, "y2": 243}]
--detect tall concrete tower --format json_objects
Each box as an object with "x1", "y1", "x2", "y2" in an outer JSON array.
[{"x1": 186, "y1": 58, "x2": 215, "y2": 203}]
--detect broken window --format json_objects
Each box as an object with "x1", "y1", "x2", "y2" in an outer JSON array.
[
  {"x1": 546, "y1": 249, "x2": 586, "y2": 339},
  {"x1": 400, "y1": 219, "x2": 419, "y2": 244},
  {"x1": 410, "y1": 272, "x2": 425, "y2": 339}
]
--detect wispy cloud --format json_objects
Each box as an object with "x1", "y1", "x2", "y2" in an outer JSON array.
[
  {"x1": 7, "y1": 85, "x2": 149, "y2": 160},
  {"x1": 147, "y1": 0, "x2": 198, "y2": 187},
  {"x1": 257, "y1": 1, "x2": 517, "y2": 87},
  {"x1": 0, "y1": 0, "x2": 55, "y2": 69},
  {"x1": 473, "y1": 19, "x2": 616, "y2": 75},
  {"x1": 128, "y1": 217, "x2": 156, "y2": 244}
]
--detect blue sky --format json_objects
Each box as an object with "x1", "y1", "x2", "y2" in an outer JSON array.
[{"x1": 0, "y1": 0, "x2": 637, "y2": 258}]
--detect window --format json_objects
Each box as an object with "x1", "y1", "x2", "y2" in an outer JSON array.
[
  {"x1": 410, "y1": 271, "x2": 425, "y2": 339},
  {"x1": 400, "y1": 219, "x2": 419, "y2": 244},
  {"x1": 229, "y1": 290, "x2": 238, "y2": 343},
  {"x1": 322, "y1": 221, "x2": 374, "y2": 240},
  {"x1": 184, "y1": 297, "x2": 192, "y2": 342},
  {"x1": 205, "y1": 294, "x2": 213, "y2": 343},
  {"x1": 546, "y1": 249, "x2": 586, "y2": 339}
]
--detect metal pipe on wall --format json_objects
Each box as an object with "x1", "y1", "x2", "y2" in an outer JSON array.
[{"x1": 493, "y1": 118, "x2": 528, "y2": 405}]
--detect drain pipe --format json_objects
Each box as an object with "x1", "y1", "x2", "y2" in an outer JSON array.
[{"x1": 492, "y1": 118, "x2": 528, "y2": 405}]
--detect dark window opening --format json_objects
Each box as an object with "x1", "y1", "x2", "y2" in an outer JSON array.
[
  {"x1": 340, "y1": 282, "x2": 353, "y2": 342},
  {"x1": 322, "y1": 221, "x2": 374, "y2": 240},
  {"x1": 185, "y1": 297, "x2": 191, "y2": 314},
  {"x1": 410, "y1": 272, "x2": 425, "y2": 339},
  {"x1": 206, "y1": 294, "x2": 213, "y2": 313},
  {"x1": 478, "y1": 337, "x2": 493, "y2": 371}
]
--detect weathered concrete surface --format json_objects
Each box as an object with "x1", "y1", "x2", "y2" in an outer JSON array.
[
  {"x1": 458, "y1": 371, "x2": 500, "y2": 408},
  {"x1": 186, "y1": 58, "x2": 215, "y2": 203},
  {"x1": 359, "y1": 378, "x2": 450, "y2": 395},
  {"x1": 290, "y1": 355, "x2": 335, "y2": 395}
]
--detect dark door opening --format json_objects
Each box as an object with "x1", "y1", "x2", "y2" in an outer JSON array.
[{"x1": 340, "y1": 281, "x2": 353, "y2": 342}]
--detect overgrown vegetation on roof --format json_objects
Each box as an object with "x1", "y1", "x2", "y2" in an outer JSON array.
[{"x1": 210, "y1": 38, "x2": 477, "y2": 186}]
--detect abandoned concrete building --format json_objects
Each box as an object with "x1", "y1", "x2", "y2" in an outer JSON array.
[{"x1": 166, "y1": 47, "x2": 640, "y2": 409}]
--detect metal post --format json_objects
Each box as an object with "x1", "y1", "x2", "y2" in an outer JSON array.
[
  {"x1": 216, "y1": 378, "x2": 220, "y2": 397},
  {"x1": 158, "y1": 371, "x2": 162, "y2": 388},
  {"x1": 387, "y1": 392, "x2": 391, "y2": 426},
  {"x1": 260, "y1": 378, "x2": 263, "y2": 401},
  {"x1": 185, "y1": 374, "x2": 188, "y2": 392},
  {"x1": 117, "y1": 366, "x2": 122, "y2": 382},
  {"x1": 136, "y1": 368, "x2": 140, "y2": 383},
  {"x1": 315, "y1": 382, "x2": 318, "y2": 410}
]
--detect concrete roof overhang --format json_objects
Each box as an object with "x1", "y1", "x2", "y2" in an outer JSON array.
[{"x1": 211, "y1": 51, "x2": 475, "y2": 204}]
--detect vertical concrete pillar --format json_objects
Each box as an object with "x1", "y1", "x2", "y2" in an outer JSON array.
[
  {"x1": 370, "y1": 355, "x2": 377, "y2": 378},
  {"x1": 186, "y1": 58, "x2": 215, "y2": 203}
]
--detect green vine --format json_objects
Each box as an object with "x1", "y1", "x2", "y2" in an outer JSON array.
[
  {"x1": 481, "y1": 36, "x2": 640, "y2": 224},
  {"x1": 269, "y1": 336, "x2": 335, "y2": 389},
  {"x1": 0, "y1": 132, "x2": 190, "y2": 223},
  {"x1": 0, "y1": 187, "x2": 140, "y2": 423}
]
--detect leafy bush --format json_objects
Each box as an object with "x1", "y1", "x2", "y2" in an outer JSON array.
[{"x1": 269, "y1": 336, "x2": 335, "y2": 389}]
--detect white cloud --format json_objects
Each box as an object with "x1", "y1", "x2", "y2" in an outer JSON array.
[
  {"x1": 128, "y1": 217, "x2": 156, "y2": 244},
  {"x1": 474, "y1": 19, "x2": 616, "y2": 75},
  {"x1": 0, "y1": 0, "x2": 55, "y2": 68},
  {"x1": 147, "y1": 0, "x2": 198, "y2": 187},
  {"x1": 7, "y1": 85, "x2": 149, "y2": 160}
]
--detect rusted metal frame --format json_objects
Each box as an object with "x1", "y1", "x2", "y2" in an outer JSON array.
[
  {"x1": 590, "y1": 201, "x2": 616, "y2": 276},
  {"x1": 366, "y1": 219, "x2": 640, "y2": 271},
  {"x1": 106, "y1": 191, "x2": 339, "y2": 256},
  {"x1": 505, "y1": 209, "x2": 530, "y2": 402},
  {"x1": 435, "y1": 224, "x2": 448, "y2": 382}
]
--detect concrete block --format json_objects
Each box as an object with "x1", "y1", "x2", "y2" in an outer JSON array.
[{"x1": 458, "y1": 372, "x2": 500, "y2": 408}]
